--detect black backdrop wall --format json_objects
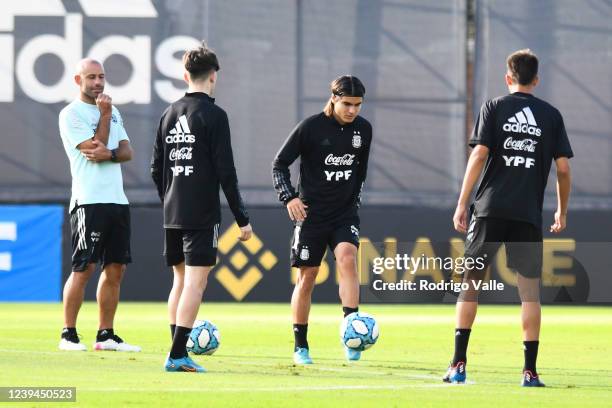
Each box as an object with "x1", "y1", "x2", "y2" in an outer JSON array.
[{"x1": 63, "y1": 206, "x2": 612, "y2": 304}]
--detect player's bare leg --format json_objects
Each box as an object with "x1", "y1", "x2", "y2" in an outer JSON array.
[
  {"x1": 292, "y1": 266, "x2": 319, "y2": 324},
  {"x1": 63, "y1": 263, "x2": 96, "y2": 328},
  {"x1": 60, "y1": 263, "x2": 96, "y2": 350},
  {"x1": 518, "y1": 274, "x2": 544, "y2": 386},
  {"x1": 334, "y1": 242, "x2": 363, "y2": 360},
  {"x1": 93, "y1": 263, "x2": 140, "y2": 351},
  {"x1": 456, "y1": 270, "x2": 482, "y2": 329},
  {"x1": 518, "y1": 274, "x2": 541, "y2": 340},
  {"x1": 176, "y1": 266, "x2": 211, "y2": 327},
  {"x1": 168, "y1": 262, "x2": 185, "y2": 338},
  {"x1": 521, "y1": 301, "x2": 541, "y2": 339},
  {"x1": 444, "y1": 272, "x2": 481, "y2": 382},
  {"x1": 291, "y1": 266, "x2": 318, "y2": 364},
  {"x1": 97, "y1": 263, "x2": 125, "y2": 330},
  {"x1": 166, "y1": 265, "x2": 211, "y2": 372},
  {"x1": 334, "y1": 242, "x2": 359, "y2": 309}
]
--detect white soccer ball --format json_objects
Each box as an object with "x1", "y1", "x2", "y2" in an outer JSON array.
[
  {"x1": 186, "y1": 320, "x2": 221, "y2": 355},
  {"x1": 340, "y1": 312, "x2": 379, "y2": 351}
]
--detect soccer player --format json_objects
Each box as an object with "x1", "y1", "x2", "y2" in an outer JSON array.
[
  {"x1": 151, "y1": 42, "x2": 252, "y2": 373},
  {"x1": 272, "y1": 75, "x2": 372, "y2": 364},
  {"x1": 444, "y1": 49, "x2": 573, "y2": 386},
  {"x1": 58, "y1": 58, "x2": 140, "y2": 352}
]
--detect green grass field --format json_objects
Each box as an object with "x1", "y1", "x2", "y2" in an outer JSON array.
[{"x1": 0, "y1": 303, "x2": 610, "y2": 407}]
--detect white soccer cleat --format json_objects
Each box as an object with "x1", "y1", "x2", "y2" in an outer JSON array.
[
  {"x1": 94, "y1": 335, "x2": 141, "y2": 352},
  {"x1": 59, "y1": 338, "x2": 87, "y2": 351}
]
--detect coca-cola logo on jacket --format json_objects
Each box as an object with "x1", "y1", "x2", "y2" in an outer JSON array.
[
  {"x1": 325, "y1": 153, "x2": 355, "y2": 166},
  {"x1": 169, "y1": 147, "x2": 193, "y2": 160},
  {"x1": 503, "y1": 137, "x2": 538, "y2": 152}
]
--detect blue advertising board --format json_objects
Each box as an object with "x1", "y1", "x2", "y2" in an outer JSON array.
[{"x1": 0, "y1": 205, "x2": 63, "y2": 301}]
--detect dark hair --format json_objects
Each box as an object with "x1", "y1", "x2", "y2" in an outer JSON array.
[
  {"x1": 183, "y1": 41, "x2": 220, "y2": 81},
  {"x1": 506, "y1": 49, "x2": 538, "y2": 86},
  {"x1": 323, "y1": 75, "x2": 366, "y2": 117}
]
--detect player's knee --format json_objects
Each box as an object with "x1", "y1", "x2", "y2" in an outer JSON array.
[
  {"x1": 183, "y1": 281, "x2": 205, "y2": 299},
  {"x1": 71, "y1": 266, "x2": 95, "y2": 286},
  {"x1": 185, "y1": 275, "x2": 208, "y2": 293},
  {"x1": 458, "y1": 289, "x2": 480, "y2": 302},
  {"x1": 337, "y1": 252, "x2": 357, "y2": 273},
  {"x1": 103, "y1": 265, "x2": 125, "y2": 286},
  {"x1": 518, "y1": 277, "x2": 541, "y2": 302},
  {"x1": 297, "y1": 268, "x2": 318, "y2": 288},
  {"x1": 105, "y1": 274, "x2": 123, "y2": 288},
  {"x1": 172, "y1": 277, "x2": 185, "y2": 290}
]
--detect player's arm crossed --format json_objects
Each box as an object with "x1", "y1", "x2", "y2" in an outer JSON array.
[
  {"x1": 80, "y1": 96, "x2": 133, "y2": 163},
  {"x1": 78, "y1": 93, "x2": 112, "y2": 151}
]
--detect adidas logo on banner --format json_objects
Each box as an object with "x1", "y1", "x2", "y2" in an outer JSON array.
[
  {"x1": 502, "y1": 107, "x2": 541, "y2": 136},
  {"x1": 165, "y1": 115, "x2": 195, "y2": 143}
]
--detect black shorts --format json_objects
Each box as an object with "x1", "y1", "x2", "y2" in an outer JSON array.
[
  {"x1": 70, "y1": 204, "x2": 131, "y2": 272},
  {"x1": 464, "y1": 216, "x2": 543, "y2": 278},
  {"x1": 290, "y1": 217, "x2": 360, "y2": 268},
  {"x1": 164, "y1": 224, "x2": 219, "y2": 267}
]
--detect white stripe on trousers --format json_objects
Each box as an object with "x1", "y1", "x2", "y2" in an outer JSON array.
[
  {"x1": 213, "y1": 224, "x2": 219, "y2": 248},
  {"x1": 292, "y1": 225, "x2": 301, "y2": 251},
  {"x1": 77, "y1": 208, "x2": 87, "y2": 250}
]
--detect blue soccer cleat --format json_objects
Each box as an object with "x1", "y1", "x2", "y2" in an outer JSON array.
[
  {"x1": 164, "y1": 355, "x2": 206, "y2": 373},
  {"x1": 345, "y1": 346, "x2": 361, "y2": 361},
  {"x1": 443, "y1": 361, "x2": 466, "y2": 384},
  {"x1": 521, "y1": 370, "x2": 545, "y2": 387},
  {"x1": 293, "y1": 347, "x2": 313, "y2": 365}
]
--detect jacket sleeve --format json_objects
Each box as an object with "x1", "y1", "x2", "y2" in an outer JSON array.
[
  {"x1": 150, "y1": 116, "x2": 165, "y2": 202},
  {"x1": 211, "y1": 111, "x2": 250, "y2": 227},
  {"x1": 354, "y1": 126, "x2": 372, "y2": 208},
  {"x1": 272, "y1": 123, "x2": 303, "y2": 205}
]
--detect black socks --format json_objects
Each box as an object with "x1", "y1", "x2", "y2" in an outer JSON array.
[
  {"x1": 293, "y1": 324, "x2": 309, "y2": 351},
  {"x1": 169, "y1": 326, "x2": 191, "y2": 359},
  {"x1": 452, "y1": 328, "x2": 471, "y2": 365},
  {"x1": 61, "y1": 327, "x2": 77, "y2": 340},
  {"x1": 523, "y1": 340, "x2": 539, "y2": 375},
  {"x1": 343, "y1": 307, "x2": 358, "y2": 317},
  {"x1": 96, "y1": 328, "x2": 114, "y2": 342},
  {"x1": 293, "y1": 307, "x2": 358, "y2": 351},
  {"x1": 170, "y1": 324, "x2": 176, "y2": 340}
]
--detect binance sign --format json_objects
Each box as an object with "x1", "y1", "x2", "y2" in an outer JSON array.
[{"x1": 215, "y1": 224, "x2": 278, "y2": 301}]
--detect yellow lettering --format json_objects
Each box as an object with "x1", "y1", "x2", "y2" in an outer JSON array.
[
  {"x1": 542, "y1": 239, "x2": 576, "y2": 287},
  {"x1": 403, "y1": 237, "x2": 444, "y2": 282},
  {"x1": 357, "y1": 237, "x2": 397, "y2": 284}
]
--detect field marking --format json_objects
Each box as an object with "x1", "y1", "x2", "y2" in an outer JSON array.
[
  {"x1": 0, "y1": 349, "x2": 439, "y2": 377},
  {"x1": 77, "y1": 383, "x2": 451, "y2": 393},
  {"x1": 1, "y1": 349, "x2": 609, "y2": 388}
]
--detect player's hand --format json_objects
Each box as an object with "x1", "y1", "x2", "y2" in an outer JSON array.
[
  {"x1": 96, "y1": 93, "x2": 112, "y2": 117},
  {"x1": 550, "y1": 211, "x2": 566, "y2": 233},
  {"x1": 81, "y1": 140, "x2": 111, "y2": 162},
  {"x1": 239, "y1": 224, "x2": 252, "y2": 241},
  {"x1": 453, "y1": 204, "x2": 468, "y2": 234},
  {"x1": 286, "y1": 198, "x2": 308, "y2": 222}
]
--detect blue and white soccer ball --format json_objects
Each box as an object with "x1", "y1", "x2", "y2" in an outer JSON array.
[
  {"x1": 186, "y1": 320, "x2": 220, "y2": 355},
  {"x1": 340, "y1": 312, "x2": 379, "y2": 351}
]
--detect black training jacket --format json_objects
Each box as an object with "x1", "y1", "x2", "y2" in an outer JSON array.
[
  {"x1": 151, "y1": 92, "x2": 249, "y2": 229},
  {"x1": 272, "y1": 112, "x2": 372, "y2": 225}
]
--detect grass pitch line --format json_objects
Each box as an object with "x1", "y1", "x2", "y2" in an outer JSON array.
[{"x1": 78, "y1": 383, "x2": 451, "y2": 393}]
